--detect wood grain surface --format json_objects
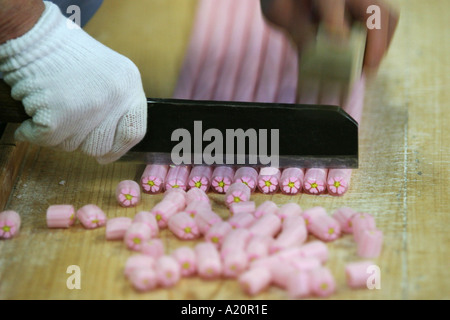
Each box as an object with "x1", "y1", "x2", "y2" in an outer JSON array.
[{"x1": 0, "y1": 0, "x2": 449, "y2": 300}]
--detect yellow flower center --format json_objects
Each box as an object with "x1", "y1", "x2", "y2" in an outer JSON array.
[
  {"x1": 147, "y1": 180, "x2": 155, "y2": 186},
  {"x1": 125, "y1": 194, "x2": 133, "y2": 201},
  {"x1": 195, "y1": 181, "x2": 202, "y2": 188},
  {"x1": 265, "y1": 180, "x2": 272, "y2": 187},
  {"x1": 334, "y1": 181, "x2": 341, "y2": 187},
  {"x1": 234, "y1": 197, "x2": 241, "y2": 203},
  {"x1": 311, "y1": 182, "x2": 318, "y2": 189},
  {"x1": 288, "y1": 182, "x2": 295, "y2": 188},
  {"x1": 2, "y1": 225, "x2": 10, "y2": 232}
]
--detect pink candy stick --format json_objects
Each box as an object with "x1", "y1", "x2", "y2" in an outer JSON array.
[
  {"x1": 270, "y1": 215, "x2": 307, "y2": 253},
  {"x1": 221, "y1": 228, "x2": 252, "y2": 259},
  {"x1": 155, "y1": 255, "x2": 181, "y2": 288},
  {"x1": 352, "y1": 212, "x2": 377, "y2": 242},
  {"x1": 233, "y1": 167, "x2": 258, "y2": 192},
  {"x1": 223, "y1": 250, "x2": 249, "y2": 278},
  {"x1": 150, "y1": 200, "x2": 179, "y2": 229},
  {"x1": 140, "y1": 238, "x2": 165, "y2": 259},
  {"x1": 124, "y1": 222, "x2": 153, "y2": 251},
  {"x1": 357, "y1": 229, "x2": 383, "y2": 258},
  {"x1": 287, "y1": 271, "x2": 312, "y2": 299},
  {"x1": 345, "y1": 260, "x2": 375, "y2": 289},
  {"x1": 204, "y1": 221, "x2": 232, "y2": 247},
  {"x1": 239, "y1": 267, "x2": 272, "y2": 296},
  {"x1": 129, "y1": 268, "x2": 158, "y2": 292},
  {"x1": 163, "y1": 188, "x2": 187, "y2": 212},
  {"x1": 301, "y1": 206, "x2": 328, "y2": 231},
  {"x1": 184, "y1": 200, "x2": 211, "y2": 218},
  {"x1": 246, "y1": 235, "x2": 273, "y2": 262},
  {"x1": 105, "y1": 217, "x2": 133, "y2": 240},
  {"x1": 308, "y1": 214, "x2": 342, "y2": 242},
  {"x1": 332, "y1": 207, "x2": 357, "y2": 234},
  {"x1": 0, "y1": 210, "x2": 21, "y2": 239},
  {"x1": 224, "y1": 182, "x2": 251, "y2": 207},
  {"x1": 171, "y1": 246, "x2": 197, "y2": 277},
  {"x1": 124, "y1": 254, "x2": 155, "y2": 279},
  {"x1": 211, "y1": 166, "x2": 235, "y2": 193},
  {"x1": 248, "y1": 213, "x2": 282, "y2": 238},
  {"x1": 168, "y1": 211, "x2": 200, "y2": 240},
  {"x1": 195, "y1": 242, "x2": 222, "y2": 279},
  {"x1": 46, "y1": 205, "x2": 75, "y2": 229},
  {"x1": 327, "y1": 169, "x2": 353, "y2": 196},
  {"x1": 303, "y1": 168, "x2": 328, "y2": 195},
  {"x1": 280, "y1": 168, "x2": 304, "y2": 195},
  {"x1": 194, "y1": 209, "x2": 223, "y2": 235},
  {"x1": 133, "y1": 211, "x2": 159, "y2": 238},
  {"x1": 76, "y1": 204, "x2": 106, "y2": 229},
  {"x1": 165, "y1": 165, "x2": 191, "y2": 191},
  {"x1": 140, "y1": 164, "x2": 168, "y2": 194},
  {"x1": 297, "y1": 241, "x2": 329, "y2": 264},
  {"x1": 257, "y1": 167, "x2": 281, "y2": 194},
  {"x1": 254, "y1": 200, "x2": 279, "y2": 218},
  {"x1": 186, "y1": 187, "x2": 210, "y2": 206},
  {"x1": 229, "y1": 201, "x2": 256, "y2": 216},
  {"x1": 277, "y1": 202, "x2": 302, "y2": 222},
  {"x1": 188, "y1": 166, "x2": 213, "y2": 191},
  {"x1": 228, "y1": 212, "x2": 256, "y2": 229},
  {"x1": 116, "y1": 180, "x2": 140, "y2": 207},
  {"x1": 309, "y1": 267, "x2": 336, "y2": 297}
]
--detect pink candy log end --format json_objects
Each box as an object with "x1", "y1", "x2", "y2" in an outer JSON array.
[
  {"x1": 308, "y1": 214, "x2": 342, "y2": 242},
  {"x1": 133, "y1": 211, "x2": 159, "y2": 238},
  {"x1": 0, "y1": 210, "x2": 21, "y2": 239},
  {"x1": 46, "y1": 205, "x2": 76, "y2": 229},
  {"x1": 186, "y1": 187, "x2": 210, "y2": 206},
  {"x1": 303, "y1": 168, "x2": 328, "y2": 195},
  {"x1": 229, "y1": 201, "x2": 256, "y2": 216},
  {"x1": 105, "y1": 217, "x2": 133, "y2": 240},
  {"x1": 254, "y1": 200, "x2": 279, "y2": 218},
  {"x1": 239, "y1": 267, "x2": 272, "y2": 296},
  {"x1": 150, "y1": 200, "x2": 180, "y2": 229},
  {"x1": 228, "y1": 212, "x2": 256, "y2": 230},
  {"x1": 163, "y1": 188, "x2": 187, "y2": 212},
  {"x1": 302, "y1": 206, "x2": 328, "y2": 231},
  {"x1": 248, "y1": 212, "x2": 282, "y2": 238},
  {"x1": 357, "y1": 229, "x2": 383, "y2": 258},
  {"x1": 116, "y1": 180, "x2": 141, "y2": 207},
  {"x1": 155, "y1": 255, "x2": 181, "y2": 288},
  {"x1": 165, "y1": 165, "x2": 191, "y2": 191},
  {"x1": 222, "y1": 250, "x2": 249, "y2": 278},
  {"x1": 140, "y1": 164, "x2": 168, "y2": 194},
  {"x1": 332, "y1": 207, "x2": 357, "y2": 234},
  {"x1": 309, "y1": 267, "x2": 336, "y2": 297},
  {"x1": 345, "y1": 260, "x2": 376, "y2": 289},
  {"x1": 124, "y1": 254, "x2": 155, "y2": 279},
  {"x1": 257, "y1": 167, "x2": 281, "y2": 194},
  {"x1": 277, "y1": 202, "x2": 302, "y2": 223},
  {"x1": 352, "y1": 212, "x2": 377, "y2": 242},
  {"x1": 76, "y1": 204, "x2": 107, "y2": 229},
  {"x1": 195, "y1": 242, "x2": 223, "y2": 279},
  {"x1": 129, "y1": 268, "x2": 158, "y2": 292},
  {"x1": 188, "y1": 165, "x2": 213, "y2": 192},
  {"x1": 168, "y1": 211, "x2": 200, "y2": 240},
  {"x1": 224, "y1": 182, "x2": 251, "y2": 207},
  {"x1": 280, "y1": 168, "x2": 304, "y2": 195},
  {"x1": 233, "y1": 167, "x2": 258, "y2": 192},
  {"x1": 327, "y1": 169, "x2": 352, "y2": 196},
  {"x1": 205, "y1": 221, "x2": 232, "y2": 247},
  {"x1": 211, "y1": 166, "x2": 235, "y2": 193},
  {"x1": 140, "y1": 238, "x2": 165, "y2": 259},
  {"x1": 172, "y1": 246, "x2": 197, "y2": 277},
  {"x1": 124, "y1": 222, "x2": 153, "y2": 251}
]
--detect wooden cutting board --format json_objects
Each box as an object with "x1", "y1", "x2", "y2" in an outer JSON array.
[{"x1": 0, "y1": 0, "x2": 449, "y2": 300}]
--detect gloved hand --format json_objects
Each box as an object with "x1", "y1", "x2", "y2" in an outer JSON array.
[{"x1": 0, "y1": 1, "x2": 147, "y2": 164}]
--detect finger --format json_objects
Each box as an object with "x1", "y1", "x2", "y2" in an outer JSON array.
[
  {"x1": 318, "y1": 80, "x2": 342, "y2": 106},
  {"x1": 297, "y1": 78, "x2": 320, "y2": 104},
  {"x1": 315, "y1": 0, "x2": 350, "y2": 38}
]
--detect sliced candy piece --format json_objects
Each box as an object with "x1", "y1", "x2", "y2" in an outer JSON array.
[
  {"x1": 186, "y1": 187, "x2": 210, "y2": 205},
  {"x1": 124, "y1": 222, "x2": 153, "y2": 251},
  {"x1": 280, "y1": 168, "x2": 304, "y2": 195},
  {"x1": 297, "y1": 241, "x2": 329, "y2": 264},
  {"x1": 150, "y1": 200, "x2": 180, "y2": 229},
  {"x1": 0, "y1": 210, "x2": 21, "y2": 239},
  {"x1": 224, "y1": 182, "x2": 251, "y2": 207},
  {"x1": 308, "y1": 214, "x2": 342, "y2": 242},
  {"x1": 246, "y1": 235, "x2": 273, "y2": 262},
  {"x1": 124, "y1": 254, "x2": 155, "y2": 279},
  {"x1": 184, "y1": 200, "x2": 211, "y2": 218},
  {"x1": 327, "y1": 169, "x2": 352, "y2": 196},
  {"x1": 140, "y1": 238, "x2": 165, "y2": 259},
  {"x1": 162, "y1": 188, "x2": 187, "y2": 212},
  {"x1": 204, "y1": 221, "x2": 232, "y2": 248},
  {"x1": 345, "y1": 260, "x2": 376, "y2": 289},
  {"x1": 194, "y1": 209, "x2": 223, "y2": 235},
  {"x1": 309, "y1": 267, "x2": 336, "y2": 297},
  {"x1": 303, "y1": 168, "x2": 328, "y2": 195},
  {"x1": 301, "y1": 206, "x2": 328, "y2": 231},
  {"x1": 140, "y1": 164, "x2": 168, "y2": 194},
  {"x1": 76, "y1": 204, "x2": 107, "y2": 229},
  {"x1": 165, "y1": 165, "x2": 191, "y2": 191},
  {"x1": 105, "y1": 217, "x2": 133, "y2": 240},
  {"x1": 248, "y1": 212, "x2": 282, "y2": 238},
  {"x1": 211, "y1": 166, "x2": 235, "y2": 193},
  {"x1": 116, "y1": 180, "x2": 141, "y2": 207},
  {"x1": 287, "y1": 271, "x2": 312, "y2": 299},
  {"x1": 254, "y1": 200, "x2": 278, "y2": 218},
  {"x1": 233, "y1": 167, "x2": 258, "y2": 192},
  {"x1": 239, "y1": 267, "x2": 272, "y2": 296},
  {"x1": 352, "y1": 212, "x2": 377, "y2": 242},
  {"x1": 168, "y1": 211, "x2": 200, "y2": 240},
  {"x1": 171, "y1": 246, "x2": 197, "y2": 277},
  {"x1": 332, "y1": 207, "x2": 357, "y2": 234},
  {"x1": 222, "y1": 250, "x2": 249, "y2": 278},
  {"x1": 276, "y1": 202, "x2": 302, "y2": 222},
  {"x1": 270, "y1": 215, "x2": 307, "y2": 253},
  {"x1": 188, "y1": 165, "x2": 213, "y2": 192},
  {"x1": 155, "y1": 255, "x2": 181, "y2": 288},
  {"x1": 228, "y1": 212, "x2": 256, "y2": 229},
  {"x1": 46, "y1": 205, "x2": 76, "y2": 229},
  {"x1": 133, "y1": 211, "x2": 159, "y2": 237},
  {"x1": 257, "y1": 167, "x2": 281, "y2": 194},
  {"x1": 357, "y1": 229, "x2": 383, "y2": 258},
  {"x1": 229, "y1": 201, "x2": 256, "y2": 216},
  {"x1": 221, "y1": 228, "x2": 252, "y2": 259},
  {"x1": 195, "y1": 242, "x2": 222, "y2": 279},
  {"x1": 129, "y1": 268, "x2": 158, "y2": 292}
]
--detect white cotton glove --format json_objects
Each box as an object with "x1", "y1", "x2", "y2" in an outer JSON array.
[{"x1": 0, "y1": 1, "x2": 147, "y2": 164}]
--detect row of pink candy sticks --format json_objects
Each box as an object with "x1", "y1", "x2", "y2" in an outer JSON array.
[{"x1": 140, "y1": 164, "x2": 353, "y2": 197}]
